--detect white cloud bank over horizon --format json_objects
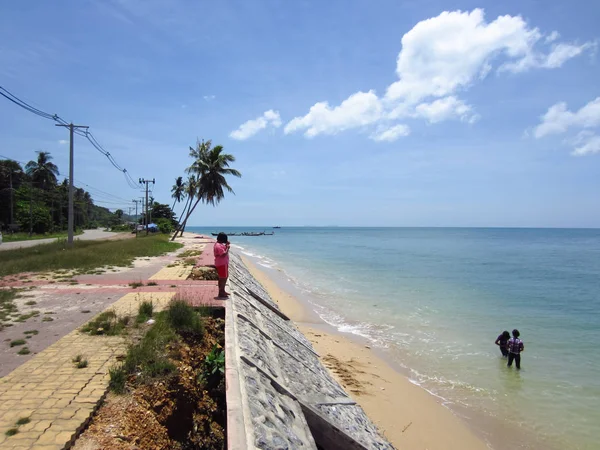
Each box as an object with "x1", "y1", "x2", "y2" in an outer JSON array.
[
  {"x1": 534, "y1": 97, "x2": 600, "y2": 155},
  {"x1": 231, "y1": 8, "x2": 595, "y2": 142},
  {"x1": 229, "y1": 109, "x2": 282, "y2": 140}
]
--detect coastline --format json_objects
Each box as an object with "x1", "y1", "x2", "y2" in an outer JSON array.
[{"x1": 240, "y1": 254, "x2": 489, "y2": 450}]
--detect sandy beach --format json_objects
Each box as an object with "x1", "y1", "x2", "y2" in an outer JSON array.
[{"x1": 241, "y1": 254, "x2": 489, "y2": 450}]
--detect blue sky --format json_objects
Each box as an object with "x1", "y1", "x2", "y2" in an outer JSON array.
[{"x1": 1, "y1": 0, "x2": 599, "y2": 227}]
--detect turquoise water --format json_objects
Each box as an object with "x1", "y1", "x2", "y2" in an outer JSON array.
[{"x1": 189, "y1": 227, "x2": 600, "y2": 449}]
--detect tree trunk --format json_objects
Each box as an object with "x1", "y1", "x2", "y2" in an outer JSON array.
[
  {"x1": 171, "y1": 195, "x2": 193, "y2": 241},
  {"x1": 178, "y1": 197, "x2": 202, "y2": 237}
]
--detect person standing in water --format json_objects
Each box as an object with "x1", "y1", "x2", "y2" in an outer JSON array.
[
  {"x1": 495, "y1": 330, "x2": 511, "y2": 357},
  {"x1": 213, "y1": 232, "x2": 230, "y2": 298},
  {"x1": 507, "y1": 329, "x2": 524, "y2": 369}
]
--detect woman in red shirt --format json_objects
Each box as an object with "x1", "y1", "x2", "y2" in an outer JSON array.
[{"x1": 214, "y1": 232, "x2": 230, "y2": 298}]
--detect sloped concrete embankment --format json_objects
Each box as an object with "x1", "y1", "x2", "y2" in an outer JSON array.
[{"x1": 226, "y1": 253, "x2": 395, "y2": 449}]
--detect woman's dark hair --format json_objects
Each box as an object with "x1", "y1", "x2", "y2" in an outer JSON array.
[
  {"x1": 502, "y1": 331, "x2": 510, "y2": 339},
  {"x1": 512, "y1": 329, "x2": 520, "y2": 338},
  {"x1": 217, "y1": 232, "x2": 228, "y2": 244}
]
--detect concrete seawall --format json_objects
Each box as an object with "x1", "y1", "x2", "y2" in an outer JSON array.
[{"x1": 226, "y1": 253, "x2": 395, "y2": 449}]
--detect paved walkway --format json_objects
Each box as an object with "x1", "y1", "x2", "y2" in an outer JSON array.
[
  {"x1": 0, "y1": 233, "x2": 222, "y2": 449},
  {"x1": 0, "y1": 230, "x2": 125, "y2": 252}
]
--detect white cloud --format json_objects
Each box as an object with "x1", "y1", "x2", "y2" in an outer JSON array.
[
  {"x1": 370, "y1": 124, "x2": 411, "y2": 142},
  {"x1": 58, "y1": 139, "x2": 68, "y2": 145},
  {"x1": 229, "y1": 110, "x2": 282, "y2": 140},
  {"x1": 284, "y1": 9, "x2": 594, "y2": 142},
  {"x1": 414, "y1": 96, "x2": 478, "y2": 124},
  {"x1": 284, "y1": 91, "x2": 382, "y2": 137},
  {"x1": 534, "y1": 98, "x2": 600, "y2": 138},
  {"x1": 545, "y1": 31, "x2": 560, "y2": 43},
  {"x1": 203, "y1": 95, "x2": 216, "y2": 101},
  {"x1": 572, "y1": 133, "x2": 600, "y2": 156},
  {"x1": 533, "y1": 98, "x2": 600, "y2": 155}
]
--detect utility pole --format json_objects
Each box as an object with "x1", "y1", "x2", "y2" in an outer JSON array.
[
  {"x1": 55, "y1": 123, "x2": 88, "y2": 247},
  {"x1": 139, "y1": 178, "x2": 155, "y2": 236},
  {"x1": 132, "y1": 199, "x2": 141, "y2": 236}
]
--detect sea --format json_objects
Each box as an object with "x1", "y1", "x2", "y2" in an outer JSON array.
[{"x1": 188, "y1": 226, "x2": 600, "y2": 450}]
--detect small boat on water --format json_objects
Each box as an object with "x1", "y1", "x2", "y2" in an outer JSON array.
[{"x1": 273, "y1": 226, "x2": 281, "y2": 229}]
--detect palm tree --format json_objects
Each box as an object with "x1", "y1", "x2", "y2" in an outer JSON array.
[
  {"x1": 172, "y1": 140, "x2": 241, "y2": 239},
  {"x1": 24, "y1": 151, "x2": 59, "y2": 190},
  {"x1": 170, "y1": 176, "x2": 186, "y2": 211},
  {"x1": 175, "y1": 174, "x2": 197, "y2": 237}
]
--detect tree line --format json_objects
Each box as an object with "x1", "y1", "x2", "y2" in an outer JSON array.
[{"x1": 0, "y1": 151, "x2": 120, "y2": 234}]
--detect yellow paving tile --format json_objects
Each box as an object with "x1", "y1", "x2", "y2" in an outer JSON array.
[{"x1": 148, "y1": 265, "x2": 193, "y2": 280}]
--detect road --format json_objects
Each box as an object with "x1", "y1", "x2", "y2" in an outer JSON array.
[{"x1": 0, "y1": 229, "x2": 124, "y2": 251}]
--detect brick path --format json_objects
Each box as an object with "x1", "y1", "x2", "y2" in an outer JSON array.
[{"x1": 0, "y1": 234, "x2": 221, "y2": 449}]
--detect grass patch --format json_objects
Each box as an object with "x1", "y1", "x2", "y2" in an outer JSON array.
[
  {"x1": 0, "y1": 235, "x2": 183, "y2": 277},
  {"x1": 139, "y1": 300, "x2": 154, "y2": 317},
  {"x1": 0, "y1": 289, "x2": 20, "y2": 322},
  {"x1": 81, "y1": 311, "x2": 128, "y2": 336},
  {"x1": 109, "y1": 366, "x2": 127, "y2": 394},
  {"x1": 16, "y1": 417, "x2": 30, "y2": 426},
  {"x1": 129, "y1": 282, "x2": 143, "y2": 289},
  {"x1": 76, "y1": 359, "x2": 88, "y2": 369},
  {"x1": 24, "y1": 330, "x2": 39, "y2": 335},
  {"x1": 15, "y1": 311, "x2": 40, "y2": 322},
  {"x1": 10, "y1": 339, "x2": 26, "y2": 347},
  {"x1": 178, "y1": 249, "x2": 203, "y2": 258},
  {"x1": 166, "y1": 299, "x2": 204, "y2": 337},
  {"x1": 81, "y1": 309, "x2": 91, "y2": 314},
  {"x1": 5, "y1": 428, "x2": 18, "y2": 436},
  {"x1": 17, "y1": 347, "x2": 30, "y2": 355},
  {"x1": 110, "y1": 300, "x2": 208, "y2": 394},
  {"x1": 24, "y1": 300, "x2": 37, "y2": 306},
  {"x1": 183, "y1": 258, "x2": 197, "y2": 266},
  {"x1": 2, "y1": 230, "x2": 83, "y2": 243},
  {"x1": 146, "y1": 281, "x2": 158, "y2": 286},
  {"x1": 42, "y1": 317, "x2": 54, "y2": 322}
]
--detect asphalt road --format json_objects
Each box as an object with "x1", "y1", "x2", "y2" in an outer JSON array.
[{"x1": 0, "y1": 229, "x2": 120, "y2": 251}]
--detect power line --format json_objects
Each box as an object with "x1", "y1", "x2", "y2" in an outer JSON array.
[{"x1": 0, "y1": 85, "x2": 140, "y2": 190}]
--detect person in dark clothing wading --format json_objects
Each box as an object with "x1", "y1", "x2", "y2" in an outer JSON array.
[{"x1": 507, "y1": 329, "x2": 524, "y2": 369}]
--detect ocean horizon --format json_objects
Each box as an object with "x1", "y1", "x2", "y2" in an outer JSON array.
[{"x1": 189, "y1": 226, "x2": 600, "y2": 450}]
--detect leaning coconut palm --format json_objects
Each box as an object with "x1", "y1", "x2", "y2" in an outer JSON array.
[
  {"x1": 25, "y1": 151, "x2": 59, "y2": 190},
  {"x1": 170, "y1": 176, "x2": 186, "y2": 211},
  {"x1": 175, "y1": 175, "x2": 197, "y2": 237},
  {"x1": 172, "y1": 141, "x2": 241, "y2": 240}
]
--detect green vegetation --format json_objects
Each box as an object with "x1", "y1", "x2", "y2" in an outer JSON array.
[
  {"x1": 129, "y1": 281, "x2": 144, "y2": 289},
  {"x1": 77, "y1": 359, "x2": 88, "y2": 369},
  {"x1": 42, "y1": 316, "x2": 54, "y2": 322},
  {"x1": 166, "y1": 299, "x2": 204, "y2": 337},
  {"x1": 16, "y1": 417, "x2": 30, "y2": 426},
  {"x1": 24, "y1": 300, "x2": 37, "y2": 306},
  {"x1": 0, "y1": 152, "x2": 123, "y2": 234},
  {"x1": 10, "y1": 339, "x2": 26, "y2": 347},
  {"x1": 81, "y1": 311, "x2": 128, "y2": 336},
  {"x1": 17, "y1": 347, "x2": 30, "y2": 355},
  {"x1": 205, "y1": 345, "x2": 225, "y2": 375},
  {"x1": 178, "y1": 249, "x2": 203, "y2": 258},
  {"x1": 136, "y1": 300, "x2": 154, "y2": 323},
  {"x1": 23, "y1": 330, "x2": 39, "y2": 335},
  {"x1": 2, "y1": 230, "x2": 83, "y2": 243},
  {"x1": 146, "y1": 281, "x2": 158, "y2": 286},
  {"x1": 0, "y1": 234, "x2": 183, "y2": 277},
  {"x1": 0, "y1": 289, "x2": 20, "y2": 324},
  {"x1": 5, "y1": 428, "x2": 18, "y2": 436},
  {"x1": 109, "y1": 300, "x2": 207, "y2": 394}
]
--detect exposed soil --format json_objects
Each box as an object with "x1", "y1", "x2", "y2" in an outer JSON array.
[{"x1": 74, "y1": 313, "x2": 226, "y2": 450}]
